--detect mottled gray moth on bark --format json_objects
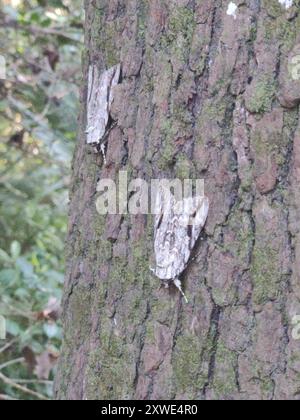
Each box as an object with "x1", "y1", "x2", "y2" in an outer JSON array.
[
  {"x1": 153, "y1": 187, "x2": 209, "y2": 303},
  {"x1": 86, "y1": 63, "x2": 121, "y2": 162}
]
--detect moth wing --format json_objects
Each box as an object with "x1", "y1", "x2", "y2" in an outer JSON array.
[
  {"x1": 171, "y1": 227, "x2": 193, "y2": 278},
  {"x1": 176, "y1": 196, "x2": 209, "y2": 269},
  {"x1": 189, "y1": 196, "x2": 209, "y2": 250},
  {"x1": 109, "y1": 64, "x2": 121, "y2": 108},
  {"x1": 154, "y1": 188, "x2": 177, "y2": 281},
  {"x1": 193, "y1": 196, "x2": 209, "y2": 231},
  {"x1": 154, "y1": 186, "x2": 174, "y2": 230},
  {"x1": 154, "y1": 186, "x2": 164, "y2": 231},
  {"x1": 86, "y1": 65, "x2": 101, "y2": 144},
  {"x1": 86, "y1": 65, "x2": 120, "y2": 145}
]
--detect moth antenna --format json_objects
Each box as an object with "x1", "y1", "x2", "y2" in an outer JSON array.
[{"x1": 174, "y1": 279, "x2": 189, "y2": 304}]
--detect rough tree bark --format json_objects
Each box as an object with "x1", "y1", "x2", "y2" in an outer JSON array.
[{"x1": 55, "y1": 0, "x2": 300, "y2": 400}]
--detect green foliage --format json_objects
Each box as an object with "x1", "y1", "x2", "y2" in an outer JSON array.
[{"x1": 0, "y1": 0, "x2": 83, "y2": 399}]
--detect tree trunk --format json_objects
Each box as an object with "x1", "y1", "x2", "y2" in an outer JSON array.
[{"x1": 55, "y1": 0, "x2": 300, "y2": 400}]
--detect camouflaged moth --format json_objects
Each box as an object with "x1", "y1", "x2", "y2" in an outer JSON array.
[
  {"x1": 86, "y1": 63, "x2": 121, "y2": 163},
  {"x1": 153, "y1": 187, "x2": 209, "y2": 303}
]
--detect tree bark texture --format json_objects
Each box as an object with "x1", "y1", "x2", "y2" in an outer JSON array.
[{"x1": 55, "y1": 0, "x2": 300, "y2": 400}]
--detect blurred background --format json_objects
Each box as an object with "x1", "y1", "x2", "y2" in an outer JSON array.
[{"x1": 0, "y1": 0, "x2": 83, "y2": 399}]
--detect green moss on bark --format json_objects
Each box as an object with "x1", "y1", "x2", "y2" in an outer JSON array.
[
  {"x1": 160, "y1": 7, "x2": 195, "y2": 61},
  {"x1": 212, "y1": 342, "x2": 238, "y2": 399},
  {"x1": 173, "y1": 334, "x2": 206, "y2": 395},
  {"x1": 251, "y1": 245, "x2": 281, "y2": 306},
  {"x1": 246, "y1": 76, "x2": 277, "y2": 115}
]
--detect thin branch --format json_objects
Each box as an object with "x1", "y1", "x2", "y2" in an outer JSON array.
[
  {"x1": 0, "y1": 372, "x2": 49, "y2": 400},
  {"x1": 0, "y1": 394, "x2": 18, "y2": 401},
  {"x1": 8, "y1": 94, "x2": 49, "y2": 130},
  {"x1": 12, "y1": 55, "x2": 80, "y2": 86},
  {"x1": 1, "y1": 17, "x2": 82, "y2": 43},
  {"x1": 0, "y1": 339, "x2": 17, "y2": 355},
  {"x1": 0, "y1": 302, "x2": 35, "y2": 321},
  {"x1": 0, "y1": 358, "x2": 25, "y2": 371},
  {"x1": 0, "y1": 325, "x2": 36, "y2": 355},
  {"x1": 11, "y1": 379, "x2": 53, "y2": 386}
]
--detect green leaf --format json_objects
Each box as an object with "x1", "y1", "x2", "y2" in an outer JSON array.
[
  {"x1": 41, "y1": 18, "x2": 52, "y2": 27},
  {"x1": 10, "y1": 241, "x2": 21, "y2": 259},
  {"x1": 16, "y1": 257, "x2": 34, "y2": 278},
  {"x1": 14, "y1": 288, "x2": 31, "y2": 300},
  {"x1": 5, "y1": 319, "x2": 21, "y2": 337},
  {"x1": 0, "y1": 249, "x2": 11, "y2": 264},
  {"x1": 0, "y1": 269, "x2": 19, "y2": 287},
  {"x1": 43, "y1": 323, "x2": 58, "y2": 339},
  {"x1": 29, "y1": 12, "x2": 41, "y2": 23}
]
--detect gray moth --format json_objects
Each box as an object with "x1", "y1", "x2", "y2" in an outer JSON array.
[
  {"x1": 153, "y1": 187, "x2": 209, "y2": 303},
  {"x1": 86, "y1": 63, "x2": 121, "y2": 162}
]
